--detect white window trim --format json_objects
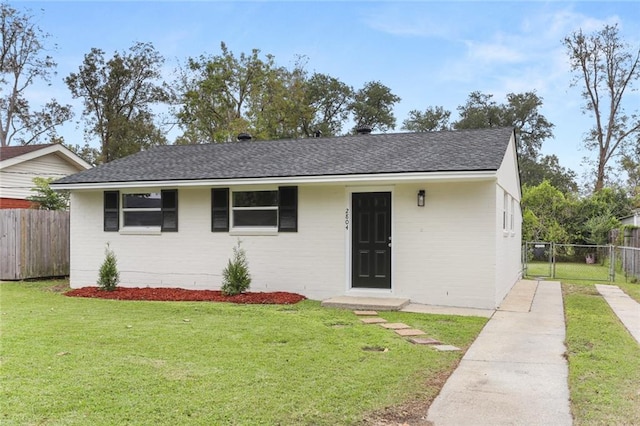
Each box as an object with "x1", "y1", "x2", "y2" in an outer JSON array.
[{"x1": 121, "y1": 191, "x2": 162, "y2": 232}]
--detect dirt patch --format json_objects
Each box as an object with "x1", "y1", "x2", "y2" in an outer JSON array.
[
  {"x1": 65, "y1": 286, "x2": 306, "y2": 304},
  {"x1": 361, "y1": 368, "x2": 455, "y2": 426}
]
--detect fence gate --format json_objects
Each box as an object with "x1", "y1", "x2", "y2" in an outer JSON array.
[
  {"x1": 523, "y1": 242, "x2": 553, "y2": 278},
  {"x1": 523, "y1": 242, "x2": 616, "y2": 282}
]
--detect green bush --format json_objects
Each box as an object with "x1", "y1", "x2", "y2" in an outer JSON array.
[
  {"x1": 221, "y1": 240, "x2": 251, "y2": 296},
  {"x1": 98, "y1": 244, "x2": 119, "y2": 291}
]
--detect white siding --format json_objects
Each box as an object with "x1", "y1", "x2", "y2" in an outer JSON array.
[{"x1": 1, "y1": 153, "x2": 85, "y2": 200}]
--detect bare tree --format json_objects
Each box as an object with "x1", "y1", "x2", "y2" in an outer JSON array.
[
  {"x1": 564, "y1": 24, "x2": 640, "y2": 192},
  {"x1": 0, "y1": 3, "x2": 72, "y2": 146}
]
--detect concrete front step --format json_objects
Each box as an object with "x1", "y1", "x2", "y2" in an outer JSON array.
[{"x1": 321, "y1": 296, "x2": 410, "y2": 311}]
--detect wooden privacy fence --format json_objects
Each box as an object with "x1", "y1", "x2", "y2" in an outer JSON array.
[{"x1": 0, "y1": 209, "x2": 69, "y2": 280}]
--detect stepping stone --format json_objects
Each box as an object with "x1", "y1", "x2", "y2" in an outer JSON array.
[
  {"x1": 408, "y1": 337, "x2": 441, "y2": 345},
  {"x1": 361, "y1": 317, "x2": 387, "y2": 324},
  {"x1": 380, "y1": 322, "x2": 410, "y2": 330},
  {"x1": 433, "y1": 344, "x2": 460, "y2": 351},
  {"x1": 354, "y1": 310, "x2": 378, "y2": 316},
  {"x1": 395, "y1": 328, "x2": 426, "y2": 336}
]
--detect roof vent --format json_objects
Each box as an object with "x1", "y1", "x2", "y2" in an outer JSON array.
[
  {"x1": 237, "y1": 132, "x2": 252, "y2": 141},
  {"x1": 314, "y1": 130, "x2": 322, "y2": 138},
  {"x1": 356, "y1": 125, "x2": 372, "y2": 135}
]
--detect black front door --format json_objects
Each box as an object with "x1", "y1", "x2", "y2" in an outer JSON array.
[{"x1": 351, "y1": 192, "x2": 392, "y2": 289}]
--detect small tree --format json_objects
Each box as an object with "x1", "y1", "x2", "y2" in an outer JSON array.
[
  {"x1": 98, "y1": 243, "x2": 119, "y2": 291},
  {"x1": 27, "y1": 177, "x2": 69, "y2": 210},
  {"x1": 221, "y1": 240, "x2": 251, "y2": 296}
]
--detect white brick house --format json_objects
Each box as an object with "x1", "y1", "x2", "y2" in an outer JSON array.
[{"x1": 52, "y1": 128, "x2": 522, "y2": 309}]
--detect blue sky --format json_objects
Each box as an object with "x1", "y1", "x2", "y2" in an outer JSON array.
[{"x1": 17, "y1": 1, "x2": 640, "y2": 182}]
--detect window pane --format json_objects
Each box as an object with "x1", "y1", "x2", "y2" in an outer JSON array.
[
  {"x1": 124, "y1": 211, "x2": 162, "y2": 227},
  {"x1": 233, "y1": 191, "x2": 277, "y2": 207},
  {"x1": 233, "y1": 210, "x2": 278, "y2": 227},
  {"x1": 123, "y1": 193, "x2": 161, "y2": 209}
]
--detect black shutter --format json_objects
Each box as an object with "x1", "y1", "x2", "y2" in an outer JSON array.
[
  {"x1": 161, "y1": 189, "x2": 178, "y2": 232},
  {"x1": 278, "y1": 186, "x2": 298, "y2": 232},
  {"x1": 104, "y1": 191, "x2": 119, "y2": 232},
  {"x1": 212, "y1": 188, "x2": 229, "y2": 232}
]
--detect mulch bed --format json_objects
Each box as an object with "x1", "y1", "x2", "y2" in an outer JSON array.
[{"x1": 65, "y1": 287, "x2": 306, "y2": 305}]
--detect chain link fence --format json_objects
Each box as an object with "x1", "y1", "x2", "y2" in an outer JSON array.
[
  {"x1": 614, "y1": 246, "x2": 640, "y2": 283},
  {"x1": 522, "y1": 242, "x2": 637, "y2": 282}
]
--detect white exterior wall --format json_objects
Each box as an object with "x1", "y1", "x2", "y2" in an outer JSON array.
[
  {"x1": 494, "y1": 134, "x2": 523, "y2": 306},
  {"x1": 69, "y1": 186, "x2": 347, "y2": 301},
  {"x1": 1, "y1": 154, "x2": 85, "y2": 200},
  {"x1": 70, "y1": 179, "x2": 507, "y2": 309},
  {"x1": 391, "y1": 181, "x2": 497, "y2": 309}
]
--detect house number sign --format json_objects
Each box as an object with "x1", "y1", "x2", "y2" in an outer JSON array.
[{"x1": 345, "y1": 208, "x2": 350, "y2": 230}]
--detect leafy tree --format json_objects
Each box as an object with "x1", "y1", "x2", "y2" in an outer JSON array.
[
  {"x1": 521, "y1": 180, "x2": 571, "y2": 243},
  {"x1": 302, "y1": 72, "x2": 353, "y2": 137},
  {"x1": 249, "y1": 58, "x2": 313, "y2": 140},
  {"x1": 402, "y1": 106, "x2": 451, "y2": 132},
  {"x1": 221, "y1": 240, "x2": 251, "y2": 296},
  {"x1": 519, "y1": 155, "x2": 578, "y2": 195},
  {"x1": 564, "y1": 24, "x2": 640, "y2": 192},
  {"x1": 98, "y1": 243, "x2": 119, "y2": 291},
  {"x1": 454, "y1": 92, "x2": 504, "y2": 130},
  {"x1": 27, "y1": 177, "x2": 69, "y2": 210},
  {"x1": 175, "y1": 43, "x2": 270, "y2": 144},
  {"x1": 452, "y1": 91, "x2": 572, "y2": 190},
  {"x1": 0, "y1": 2, "x2": 72, "y2": 146},
  {"x1": 65, "y1": 42, "x2": 170, "y2": 163},
  {"x1": 454, "y1": 91, "x2": 554, "y2": 161},
  {"x1": 350, "y1": 81, "x2": 401, "y2": 133},
  {"x1": 621, "y1": 143, "x2": 639, "y2": 203}
]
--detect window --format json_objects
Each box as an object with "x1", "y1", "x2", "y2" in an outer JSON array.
[
  {"x1": 211, "y1": 187, "x2": 298, "y2": 232},
  {"x1": 233, "y1": 190, "x2": 278, "y2": 228},
  {"x1": 509, "y1": 197, "x2": 515, "y2": 232},
  {"x1": 503, "y1": 191, "x2": 508, "y2": 231},
  {"x1": 103, "y1": 190, "x2": 178, "y2": 232},
  {"x1": 123, "y1": 192, "x2": 162, "y2": 227}
]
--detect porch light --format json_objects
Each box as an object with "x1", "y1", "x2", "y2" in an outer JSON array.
[{"x1": 417, "y1": 190, "x2": 426, "y2": 207}]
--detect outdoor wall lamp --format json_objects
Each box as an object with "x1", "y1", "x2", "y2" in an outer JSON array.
[{"x1": 417, "y1": 190, "x2": 426, "y2": 207}]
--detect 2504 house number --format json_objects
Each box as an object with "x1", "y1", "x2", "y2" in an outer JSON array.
[{"x1": 345, "y1": 208, "x2": 350, "y2": 230}]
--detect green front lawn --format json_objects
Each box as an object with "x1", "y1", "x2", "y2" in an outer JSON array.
[{"x1": 0, "y1": 281, "x2": 487, "y2": 425}]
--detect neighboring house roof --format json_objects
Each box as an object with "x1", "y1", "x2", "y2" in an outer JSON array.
[
  {"x1": 0, "y1": 144, "x2": 92, "y2": 171},
  {"x1": 52, "y1": 128, "x2": 516, "y2": 189}
]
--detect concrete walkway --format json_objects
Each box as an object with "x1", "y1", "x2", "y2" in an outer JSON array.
[
  {"x1": 596, "y1": 284, "x2": 640, "y2": 344},
  {"x1": 427, "y1": 280, "x2": 572, "y2": 425}
]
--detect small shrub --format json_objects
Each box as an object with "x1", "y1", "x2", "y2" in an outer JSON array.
[
  {"x1": 98, "y1": 243, "x2": 119, "y2": 291},
  {"x1": 221, "y1": 240, "x2": 251, "y2": 296}
]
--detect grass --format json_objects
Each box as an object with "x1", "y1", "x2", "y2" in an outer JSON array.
[
  {"x1": 562, "y1": 282, "x2": 640, "y2": 425},
  {"x1": 0, "y1": 280, "x2": 487, "y2": 425}
]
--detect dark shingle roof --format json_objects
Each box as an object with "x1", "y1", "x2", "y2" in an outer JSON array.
[
  {"x1": 0, "y1": 144, "x2": 56, "y2": 161},
  {"x1": 53, "y1": 128, "x2": 514, "y2": 185}
]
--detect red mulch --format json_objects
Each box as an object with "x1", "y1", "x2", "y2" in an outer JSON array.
[{"x1": 64, "y1": 287, "x2": 306, "y2": 305}]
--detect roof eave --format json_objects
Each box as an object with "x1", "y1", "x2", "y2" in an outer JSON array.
[{"x1": 51, "y1": 170, "x2": 498, "y2": 190}]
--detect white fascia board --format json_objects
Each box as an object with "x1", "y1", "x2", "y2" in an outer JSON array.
[
  {"x1": 51, "y1": 170, "x2": 497, "y2": 191},
  {"x1": 0, "y1": 145, "x2": 92, "y2": 171}
]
